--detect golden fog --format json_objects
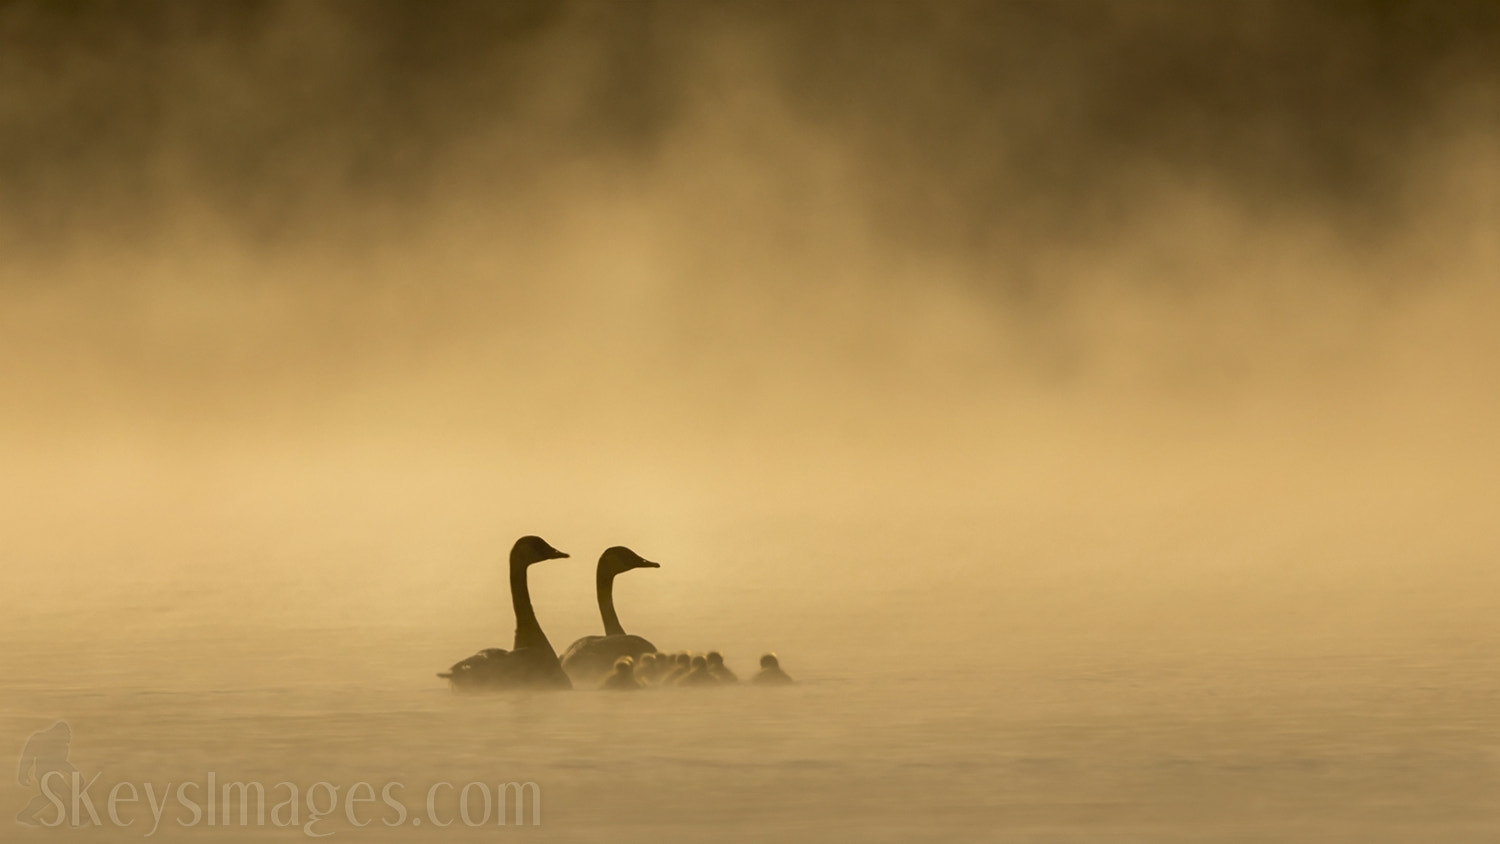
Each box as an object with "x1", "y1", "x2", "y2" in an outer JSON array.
[{"x1": 1, "y1": 2, "x2": 1496, "y2": 682}]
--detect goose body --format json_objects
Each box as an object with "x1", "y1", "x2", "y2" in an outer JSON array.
[
  {"x1": 561, "y1": 546, "x2": 661, "y2": 684},
  {"x1": 563, "y1": 633, "x2": 657, "y2": 678},
  {"x1": 440, "y1": 535, "x2": 573, "y2": 691}
]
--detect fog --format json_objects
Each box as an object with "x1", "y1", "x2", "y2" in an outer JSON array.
[{"x1": 2, "y1": 1, "x2": 1498, "y2": 685}]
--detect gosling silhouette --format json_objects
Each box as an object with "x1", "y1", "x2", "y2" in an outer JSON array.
[
  {"x1": 439, "y1": 535, "x2": 573, "y2": 690},
  {"x1": 635, "y1": 652, "x2": 663, "y2": 685},
  {"x1": 662, "y1": 651, "x2": 693, "y2": 685},
  {"x1": 599, "y1": 656, "x2": 642, "y2": 691},
  {"x1": 560, "y1": 546, "x2": 661, "y2": 684},
  {"x1": 675, "y1": 654, "x2": 719, "y2": 687},
  {"x1": 706, "y1": 651, "x2": 738, "y2": 684},
  {"x1": 752, "y1": 653, "x2": 794, "y2": 685}
]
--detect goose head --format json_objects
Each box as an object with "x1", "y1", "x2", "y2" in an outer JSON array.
[
  {"x1": 598, "y1": 545, "x2": 661, "y2": 576},
  {"x1": 510, "y1": 535, "x2": 570, "y2": 567}
]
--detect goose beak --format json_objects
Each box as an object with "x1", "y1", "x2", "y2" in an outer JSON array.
[{"x1": 640, "y1": 559, "x2": 660, "y2": 569}]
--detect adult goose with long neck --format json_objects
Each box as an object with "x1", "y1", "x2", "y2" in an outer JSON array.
[
  {"x1": 560, "y1": 546, "x2": 661, "y2": 684},
  {"x1": 439, "y1": 535, "x2": 573, "y2": 690}
]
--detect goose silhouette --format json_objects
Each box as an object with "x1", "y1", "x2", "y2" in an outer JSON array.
[
  {"x1": 560, "y1": 546, "x2": 661, "y2": 684},
  {"x1": 439, "y1": 535, "x2": 573, "y2": 690}
]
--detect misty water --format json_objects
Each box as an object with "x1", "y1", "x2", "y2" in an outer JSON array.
[
  {"x1": 5, "y1": 618, "x2": 1500, "y2": 843},
  {"x1": 5, "y1": 2, "x2": 1500, "y2": 841},
  {"x1": 5, "y1": 486, "x2": 1500, "y2": 842},
  {"x1": 4, "y1": 233, "x2": 1499, "y2": 843}
]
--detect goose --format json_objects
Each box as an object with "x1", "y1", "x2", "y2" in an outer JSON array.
[
  {"x1": 662, "y1": 651, "x2": 693, "y2": 685},
  {"x1": 675, "y1": 654, "x2": 718, "y2": 687},
  {"x1": 560, "y1": 546, "x2": 661, "y2": 684},
  {"x1": 599, "y1": 656, "x2": 641, "y2": 691},
  {"x1": 439, "y1": 535, "x2": 573, "y2": 690},
  {"x1": 706, "y1": 651, "x2": 738, "y2": 684},
  {"x1": 752, "y1": 653, "x2": 794, "y2": 685},
  {"x1": 635, "y1": 652, "x2": 662, "y2": 685}
]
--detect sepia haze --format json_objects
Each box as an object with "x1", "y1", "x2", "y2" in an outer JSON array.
[{"x1": 1, "y1": 1, "x2": 1497, "y2": 690}]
